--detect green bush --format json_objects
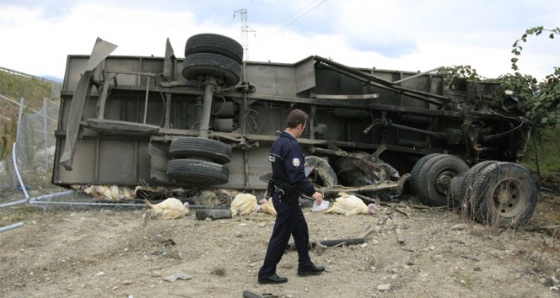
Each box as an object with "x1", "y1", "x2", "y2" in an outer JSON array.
[{"x1": 521, "y1": 128, "x2": 560, "y2": 178}]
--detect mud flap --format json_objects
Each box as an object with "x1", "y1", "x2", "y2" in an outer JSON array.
[{"x1": 60, "y1": 38, "x2": 117, "y2": 171}]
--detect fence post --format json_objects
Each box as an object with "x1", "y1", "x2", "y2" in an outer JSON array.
[
  {"x1": 43, "y1": 98, "x2": 49, "y2": 171},
  {"x1": 12, "y1": 97, "x2": 25, "y2": 189}
]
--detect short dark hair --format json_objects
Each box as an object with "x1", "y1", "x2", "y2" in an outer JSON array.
[{"x1": 286, "y1": 109, "x2": 308, "y2": 129}]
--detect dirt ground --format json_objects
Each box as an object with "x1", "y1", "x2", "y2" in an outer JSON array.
[{"x1": 1, "y1": 185, "x2": 559, "y2": 298}]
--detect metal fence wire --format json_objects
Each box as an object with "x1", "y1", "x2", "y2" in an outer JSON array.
[
  {"x1": 0, "y1": 97, "x2": 63, "y2": 231},
  {"x1": 0, "y1": 97, "x2": 151, "y2": 232},
  {"x1": 0, "y1": 98, "x2": 59, "y2": 197}
]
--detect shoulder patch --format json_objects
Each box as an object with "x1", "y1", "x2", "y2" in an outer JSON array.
[
  {"x1": 292, "y1": 157, "x2": 301, "y2": 167},
  {"x1": 268, "y1": 155, "x2": 276, "y2": 162}
]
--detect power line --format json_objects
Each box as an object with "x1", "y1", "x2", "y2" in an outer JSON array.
[
  {"x1": 271, "y1": 0, "x2": 323, "y2": 31},
  {"x1": 267, "y1": 0, "x2": 327, "y2": 37}
]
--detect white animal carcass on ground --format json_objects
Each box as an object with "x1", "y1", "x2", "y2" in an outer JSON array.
[
  {"x1": 144, "y1": 197, "x2": 190, "y2": 220},
  {"x1": 324, "y1": 194, "x2": 376, "y2": 216},
  {"x1": 258, "y1": 198, "x2": 277, "y2": 216},
  {"x1": 230, "y1": 193, "x2": 258, "y2": 216}
]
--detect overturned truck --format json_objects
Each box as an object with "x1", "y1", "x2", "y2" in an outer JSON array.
[{"x1": 53, "y1": 34, "x2": 538, "y2": 227}]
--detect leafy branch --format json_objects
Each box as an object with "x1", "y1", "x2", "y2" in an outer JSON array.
[
  {"x1": 511, "y1": 26, "x2": 560, "y2": 72},
  {"x1": 435, "y1": 65, "x2": 481, "y2": 87}
]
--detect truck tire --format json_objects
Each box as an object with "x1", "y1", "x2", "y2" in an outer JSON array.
[
  {"x1": 167, "y1": 159, "x2": 229, "y2": 186},
  {"x1": 169, "y1": 137, "x2": 232, "y2": 164},
  {"x1": 471, "y1": 162, "x2": 537, "y2": 228},
  {"x1": 410, "y1": 153, "x2": 442, "y2": 195},
  {"x1": 305, "y1": 156, "x2": 338, "y2": 188},
  {"x1": 182, "y1": 53, "x2": 241, "y2": 87},
  {"x1": 455, "y1": 161, "x2": 497, "y2": 217},
  {"x1": 411, "y1": 154, "x2": 469, "y2": 207},
  {"x1": 185, "y1": 33, "x2": 243, "y2": 64}
]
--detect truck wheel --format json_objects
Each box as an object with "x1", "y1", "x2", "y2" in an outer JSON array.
[
  {"x1": 410, "y1": 153, "x2": 442, "y2": 194},
  {"x1": 185, "y1": 33, "x2": 243, "y2": 64},
  {"x1": 471, "y1": 162, "x2": 537, "y2": 228},
  {"x1": 455, "y1": 161, "x2": 497, "y2": 217},
  {"x1": 182, "y1": 53, "x2": 241, "y2": 87},
  {"x1": 169, "y1": 137, "x2": 232, "y2": 164},
  {"x1": 305, "y1": 156, "x2": 338, "y2": 188},
  {"x1": 411, "y1": 154, "x2": 469, "y2": 207},
  {"x1": 167, "y1": 159, "x2": 229, "y2": 186}
]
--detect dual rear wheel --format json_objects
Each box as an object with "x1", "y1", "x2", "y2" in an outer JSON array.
[
  {"x1": 410, "y1": 153, "x2": 537, "y2": 228},
  {"x1": 167, "y1": 34, "x2": 244, "y2": 186},
  {"x1": 166, "y1": 137, "x2": 232, "y2": 186}
]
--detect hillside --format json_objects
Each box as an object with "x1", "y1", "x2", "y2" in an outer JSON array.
[
  {"x1": 0, "y1": 67, "x2": 60, "y2": 110},
  {"x1": 0, "y1": 67, "x2": 61, "y2": 160}
]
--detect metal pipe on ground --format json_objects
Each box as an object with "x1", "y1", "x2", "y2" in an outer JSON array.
[{"x1": 0, "y1": 222, "x2": 23, "y2": 233}]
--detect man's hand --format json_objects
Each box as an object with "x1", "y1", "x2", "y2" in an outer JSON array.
[{"x1": 312, "y1": 191, "x2": 323, "y2": 205}]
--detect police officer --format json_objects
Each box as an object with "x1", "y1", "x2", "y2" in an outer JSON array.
[{"x1": 258, "y1": 109, "x2": 325, "y2": 284}]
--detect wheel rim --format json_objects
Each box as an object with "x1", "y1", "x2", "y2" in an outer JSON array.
[
  {"x1": 491, "y1": 179, "x2": 526, "y2": 218},
  {"x1": 434, "y1": 169, "x2": 457, "y2": 196}
]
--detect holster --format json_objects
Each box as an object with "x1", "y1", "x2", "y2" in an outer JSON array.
[
  {"x1": 280, "y1": 180, "x2": 300, "y2": 203},
  {"x1": 267, "y1": 180, "x2": 275, "y2": 196},
  {"x1": 268, "y1": 180, "x2": 299, "y2": 203}
]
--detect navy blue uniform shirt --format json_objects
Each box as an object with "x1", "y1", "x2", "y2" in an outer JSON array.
[{"x1": 268, "y1": 131, "x2": 315, "y2": 196}]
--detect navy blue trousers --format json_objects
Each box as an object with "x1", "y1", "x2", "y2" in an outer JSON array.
[{"x1": 258, "y1": 195, "x2": 313, "y2": 279}]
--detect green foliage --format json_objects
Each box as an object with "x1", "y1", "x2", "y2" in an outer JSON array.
[
  {"x1": 507, "y1": 26, "x2": 560, "y2": 129},
  {"x1": 511, "y1": 26, "x2": 560, "y2": 72},
  {"x1": 0, "y1": 112, "x2": 17, "y2": 160},
  {"x1": 529, "y1": 71, "x2": 560, "y2": 128},
  {"x1": 435, "y1": 25, "x2": 559, "y2": 174},
  {"x1": 0, "y1": 70, "x2": 60, "y2": 160},
  {"x1": 481, "y1": 71, "x2": 559, "y2": 137},
  {"x1": 0, "y1": 71, "x2": 55, "y2": 112},
  {"x1": 486, "y1": 72, "x2": 538, "y2": 116},
  {"x1": 498, "y1": 26, "x2": 560, "y2": 177},
  {"x1": 521, "y1": 128, "x2": 560, "y2": 177},
  {"x1": 436, "y1": 65, "x2": 482, "y2": 86},
  {"x1": 440, "y1": 27, "x2": 560, "y2": 132}
]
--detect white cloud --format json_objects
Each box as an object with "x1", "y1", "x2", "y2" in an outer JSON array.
[{"x1": 0, "y1": 0, "x2": 558, "y2": 81}]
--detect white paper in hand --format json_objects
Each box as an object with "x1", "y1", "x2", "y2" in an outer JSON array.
[{"x1": 312, "y1": 200, "x2": 329, "y2": 212}]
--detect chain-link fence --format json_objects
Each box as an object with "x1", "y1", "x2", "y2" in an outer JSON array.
[
  {"x1": 0, "y1": 96, "x2": 159, "y2": 224},
  {"x1": 0, "y1": 97, "x2": 64, "y2": 203}
]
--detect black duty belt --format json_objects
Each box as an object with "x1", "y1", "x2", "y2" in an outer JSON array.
[{"x1": 268, "y1": 180, "x2": 299, "y2": 203}]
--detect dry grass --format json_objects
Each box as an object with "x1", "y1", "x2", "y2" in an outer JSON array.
[{"x1": 0, "y1": 205, "x2": 41, "y2": 227}]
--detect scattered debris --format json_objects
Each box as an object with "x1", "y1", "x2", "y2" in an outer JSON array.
[
  {"x1": 288, "y1": 237, "x2": 366, "y2": 252},
  {"x1": 195, "y1": 209, "x2": 232, "y2": 220},
  {"x1": 159, "y1": 239, "x2": 175, "y2": 247},
  {"x1": 451, "y1": 224, "x2": 468, "y2": 230},
  {"x1": 377, "y1": 284, "x2": 391, "y2": 292},
  {"x1": 461, "y1": 255, "x2": 480, "y2": 262},
  {"x1": 394, "y1": 227, "x2": 405, "y2": 244},
  {"x1": 211, "y1": 267, "x2": 226, "y2": 276},
  {"x1": 163, "y1": 273, "x2": 193, "y2": 282},
  {"x1": 242, "y1": 291, "x2": 263, "y2": 298}
]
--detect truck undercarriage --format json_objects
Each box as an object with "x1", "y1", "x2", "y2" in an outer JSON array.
[{"x1": 52, "y1": 34, "x2": 537, "y2": 227}]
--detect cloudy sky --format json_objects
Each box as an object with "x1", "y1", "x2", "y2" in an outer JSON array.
[{"x1": 0, "y1": 0, "x2": 558, "y2": 81}]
